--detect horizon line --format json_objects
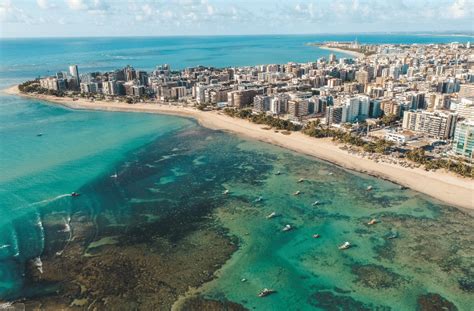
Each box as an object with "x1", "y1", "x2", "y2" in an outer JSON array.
[{"x1": 1, "y1": 31, "x2": 473, "y2": 40}]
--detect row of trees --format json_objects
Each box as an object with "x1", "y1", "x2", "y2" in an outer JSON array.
[
  {"x1": 223, "y1": 108, "x2": 302, "y2": 131},
  {"x1": 19, "y1": 80, "x2": 66, "y2": 97},
  {"x1": 303, "y1": 120, "x2": 395, "y2": 154},
  {"x1": 407, "y1": 148, "x2": 473, "y2": 178}
]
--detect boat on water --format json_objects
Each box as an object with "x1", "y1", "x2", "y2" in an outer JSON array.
[
  {"x1": 312, "y1": 200, "x2": 320, "y2": 206},
  {"x1": 241, "y1": 278, "x2": 247, "y2": 282},
  {"x1": 282, "y1": 224, "x2": 293, "y2": 232},
  {"x1": 312, "y1": 234, "x2": 321, "y2": 238},
  {"x1": 297, "y1": 178, "x2": 305, "y2": 183},
  {"x1": 339, "y1": 241, "x2": 351, "y2": 250},
  {"x1": 366, "y1": 186, "x2": 373, "y2": 191},
  {"x1": 223, "y1": 189, "x2": 230, "y2": 195},
  {"x1": 266, "y1": 212, "x2": 277, "y2": 219},
  {"x1": 328, "y1": 172, "x2": 334, "y2": 176},
  {"x1": 367, "y1": 219, "x2": 377, "y2": 225},
  {"x1": 293, "y1": 190, "x2": 301, "y2": 196},
  {"x1": 110, "y1": 172, "x2": 118, "y2": 178},
  {"x1": 258, "y1": 288, "x2": 276, "y2": 297},
  {"x1": 275, "y1": 171, "x2": 281, "y2": 175},
  {"x1": 70, "y1": 192, "x2": 80, "y2": 197},
  {"x1": 36, "y1": 133, "x2": 43, "y2": 137},
  {"x1": 255, "y1": 196, "x2": 263, "y2": 202}
]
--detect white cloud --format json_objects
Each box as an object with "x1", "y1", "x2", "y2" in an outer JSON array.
[
  {"x1": 66, "y1": 0, "x2": 87, "y2": 10},
  {"x1": 0, "y1": 0, "x2": 33, "y2": 23},
  {"x1": 447, "y1": 0, "x2": 470, "y2": 18},
  {"x1": 37, "y1": 0, "x2": 55, "y2": 9}
]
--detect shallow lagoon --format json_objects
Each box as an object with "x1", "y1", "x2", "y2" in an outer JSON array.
[{"x1": 0, "y1": 99, "x2": 473, "y2": 310}]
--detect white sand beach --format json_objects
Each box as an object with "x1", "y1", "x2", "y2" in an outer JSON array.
[{"x1": 4, "y1": 85, "x2": 473, "y2": 210}]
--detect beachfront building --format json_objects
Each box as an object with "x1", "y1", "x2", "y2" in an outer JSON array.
[
  {"x1": 69, "y1": 65, "x2": 80, "y2": 83},
  {"x1": 227, "y1": 89, "x2": 257, "y2": 108},
  {"x1": 325, "y1": 95, "x2": 369, "y2": 125},
  {"x1": 402, "y1": 110, "x2": 458, "y2": 140},
  {"x1": 253, "y1": 95, "x2": 271, "y2": 112},
  {"x1": 452, "y1": 119, "x2": 474, "y2": 160},
  {"x1": 288, "y1": 99, "x2": 309, "y2": 118}
]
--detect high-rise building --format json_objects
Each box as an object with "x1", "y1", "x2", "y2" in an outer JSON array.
[
  {"x1": 402, "y1": 110, "x2": 458, "y2": 139},
  {"x1": 69, "y1": 65, "x2": 80, "y2": 82},
  {"x1": 253, "y1": 95, "x2": 271, "y2": 112},
  {"x1": 454, "y1": 97, "x2": 474, "y2": 119},
  {"x1": 452, "y1": 119, "x2": 474, "y2": 160},
  {"x1": 326, "y1": 106, "x2": 344, "y2": 125},
  {"x1": 288, "y1": 99, "x2": 309, "y2": 118}
]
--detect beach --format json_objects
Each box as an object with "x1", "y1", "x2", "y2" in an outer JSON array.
[
  {"x1": 4, "y1": 85, "x2": 473, "y2": 211},
  {"x1": 317, "y1": 46, "x2": 365, "y2": 58}
]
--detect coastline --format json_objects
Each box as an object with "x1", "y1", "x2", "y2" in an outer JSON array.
[
  {"x1": 3, "y1": 85, "x2": 473, "y2": 211},
  {"x1": 317, "y1": 46, "x2": 365, "y2": 58}
]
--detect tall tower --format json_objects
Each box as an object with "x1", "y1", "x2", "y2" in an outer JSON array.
[{"x1": 69, "y1": 65, "x2": 80, "y2": 82}]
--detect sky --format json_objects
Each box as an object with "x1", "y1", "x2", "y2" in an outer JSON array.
[{"x1": 0, "y1": 0, "x2": 473, "y2": 38}]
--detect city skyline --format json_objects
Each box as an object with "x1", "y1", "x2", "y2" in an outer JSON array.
[{"x1": 1, "y1": 0, "x2": 473, "y2": 38}]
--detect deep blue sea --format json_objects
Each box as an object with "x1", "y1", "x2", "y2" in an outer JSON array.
[{"x1": 0, "y1": 34, "x2": 473, "y2": 310}]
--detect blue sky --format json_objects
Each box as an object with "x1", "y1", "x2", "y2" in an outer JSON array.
[{"x1": 0, "y1": 0, "x2": 473, "y2": 38}]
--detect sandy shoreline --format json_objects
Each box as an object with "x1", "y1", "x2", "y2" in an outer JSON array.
[
  {"x1": 3, "y1": 85, "x2": 473, "y2": 210},
  {"x1": 318, "y1": 46, "x2": 365, "y2": 58}
]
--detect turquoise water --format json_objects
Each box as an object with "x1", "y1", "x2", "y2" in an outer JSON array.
[
  {"x1": 201, "y1": 141, "x2": 474, "y2": 310},
  {"x1": 0, "y1": 96, "x2": 193, "y2": 296},
  {"x1": 1, "y1": 35, "x2": 473, "y2": 309}
]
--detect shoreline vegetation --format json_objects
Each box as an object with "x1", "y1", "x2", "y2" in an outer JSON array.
[{"x1": 4, "y1": 84, "x2": 473, "y2": 211}]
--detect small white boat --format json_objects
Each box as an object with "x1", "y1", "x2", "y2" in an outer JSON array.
[
  {"x1": 387, "y1": 233, "x2": 398, "y2": 240},
  {"x1": 241, "y1": 278, "x2": 247, "y2": 282},
  {"x1": 293, "y1": 191, "x2": 301, "y2": 196},
  {"x1": 312, "y1": 234, "x2": 321, "y2": 238},
  {"x1": 266, "y1": 212, "x2": 277, "y2": 219},
  {"x1": 275, "y1": 171, "x2": 281, "y2": 175},
  {"x1": 255, "y1": 196, "x2": 263, "y2": 202},
  {"x1": 367, "y1": 219, "x2": 377, "y2": 225},
  {"x1": 282, "y1": 224, "x2": 293, "y2": 232},
  {"x1": 328, "y1": 172, "x2": 334, "y2": 176},
  {"x1": 223, "y1": 189, "x2": 230, "y2": 195},
  {"x1": 258, "y1": 288, "x2": 276, "y2": 297},
  {"x1": 110, "y1": 172, "x2": 118, "y2": 178},
  {"x1": 339, "y1": 241, "x2": 351, "y2": 250},
  {"x1": 366, "y1": 186, "x2": 373, "y2": 191},
  {"x1": 312, "y1": 200, "x2": 320, "y2": 206},
  {"x1": 297, "y1": 178, "x2": 305, "y2": 183}
]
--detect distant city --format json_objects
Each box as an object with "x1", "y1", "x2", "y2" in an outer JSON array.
[{"x1": 23, "y1": 41, "x2": 474, "y2": 168}]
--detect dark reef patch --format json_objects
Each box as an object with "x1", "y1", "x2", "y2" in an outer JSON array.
[
  {"x1": 308, "y1": 290, "x2": 390, "y2": 311},
  {"x1": 416, "y1": 293, "x2": 458, "y2": 311},
  {"x1": 180, "y1": 296, "x2": 248, "y2": 311},
  {"x1": 8, "y1": 127, "x2": 275, "y2": 309},
  {"x1": 351, "y1": 263, "x2": 406, "y2": 289}
]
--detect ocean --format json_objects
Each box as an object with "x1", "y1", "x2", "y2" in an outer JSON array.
[{"x1": 0, "y1": 34, "x2": 473, "y2": 310}]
